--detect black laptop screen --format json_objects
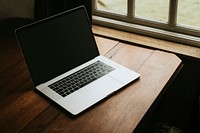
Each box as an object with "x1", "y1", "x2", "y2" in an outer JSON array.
[{"x1": 16, "y1": 6, "x2": 99, "y2": 86}]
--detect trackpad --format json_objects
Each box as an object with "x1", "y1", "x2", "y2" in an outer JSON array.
[{"x1": 58, "y1": 76, "x2": 122, "y2": 114}]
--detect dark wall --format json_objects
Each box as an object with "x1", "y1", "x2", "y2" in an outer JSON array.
[
  {"x1": 0, "y1": 0, "x2": 34, "y2": 20},
  {"x1": 35, "y1": 0, "x2": 92, "y2": 22}
]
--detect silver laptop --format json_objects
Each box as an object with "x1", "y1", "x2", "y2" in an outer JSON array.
[{"x1": 15, "y1": 6, "x2": 140, "y2": 115}]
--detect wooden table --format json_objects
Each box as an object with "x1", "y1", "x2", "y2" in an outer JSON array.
[{"x1": 0, "y1": 36, "x2": 182, "y2": 133}]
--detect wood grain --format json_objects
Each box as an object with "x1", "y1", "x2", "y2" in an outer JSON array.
[
  {"x1": 0, "y1": 60, "x2": 29, "y2": 99},
  {"x1": 93, "y1": 25, "x2": 200, "y2": 59},
  {"x1": 95, "y1": 36, "x2": 119, "y2": 55},
  {"x1": 0, "y1": 35, "x2": 182, "y2": 133},
  {"x1": 0, "y1": 36, "x2": 23, "y2": 73}
]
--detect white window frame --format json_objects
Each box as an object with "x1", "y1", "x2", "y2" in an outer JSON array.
[{"x1": 92, "y1": 0, "x2": 200, "y2": 47}]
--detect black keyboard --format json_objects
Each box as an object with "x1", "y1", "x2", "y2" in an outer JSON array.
[{"x1": 48, "y1": 61, "x2": 115, "y2": 97}]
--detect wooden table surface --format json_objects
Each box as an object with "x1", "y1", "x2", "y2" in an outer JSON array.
[{"x1": 0, "y1": 35, "x2": 182, "y2": 133}]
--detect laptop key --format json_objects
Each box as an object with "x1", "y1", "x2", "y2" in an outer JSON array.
[{"x1": 48, "y1": 61, "x2": 115, "y2": 97}]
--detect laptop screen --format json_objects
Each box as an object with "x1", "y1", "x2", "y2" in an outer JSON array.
[{"x1": 16, "y1": 6, "x2": 99, "y2": 86}]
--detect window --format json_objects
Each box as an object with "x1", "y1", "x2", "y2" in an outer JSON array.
[
  {"x1": 92, "y1": 0, "x2": 200, "y2": 47},
  {"x1": 177, "y1": 0, "x2": 200, "y2": 27}
]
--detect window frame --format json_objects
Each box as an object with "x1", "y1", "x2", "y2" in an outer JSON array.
[{"x1": 92, "y1": 0, "x2": 200, "y2": 47}]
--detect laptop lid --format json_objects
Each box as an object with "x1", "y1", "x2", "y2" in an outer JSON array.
[{"x1": 16, "y1": 6, "x2": 99, "y2": 86}]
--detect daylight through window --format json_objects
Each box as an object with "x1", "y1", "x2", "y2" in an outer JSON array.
[{"x1": 92, "y1": 0, "x2": 200, "y2": 47}]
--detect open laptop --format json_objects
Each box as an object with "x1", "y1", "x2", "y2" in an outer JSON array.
[{"x1": 15, "y1": 6, "x2": 140, "y2": 115}]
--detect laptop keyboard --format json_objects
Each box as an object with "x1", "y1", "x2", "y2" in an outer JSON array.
[{"x1": 48, "y1": 61, "x2": 115, "y2": 97}]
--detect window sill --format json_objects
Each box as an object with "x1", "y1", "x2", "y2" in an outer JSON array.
[{"x1": 92, "y1": 25, "x2": 200, "y2": 59}]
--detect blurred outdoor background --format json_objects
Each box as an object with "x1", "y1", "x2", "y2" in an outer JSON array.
[{"x1": 97, "y1": 0, "x2": 200, "y2": 28}]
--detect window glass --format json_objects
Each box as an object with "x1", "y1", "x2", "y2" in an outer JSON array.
[
  {"x1": 97, "y1": 0, "x2": 127, "y2": 15},
  {"x1": 93, "y1": 0, "x2": 200, "y2": 47},
  {"x1": 135, "y1": 0, "x2": 169, "y2": 22},
  {"x1": 177, "y1": 0, "x2": 200, "y2": 28}
]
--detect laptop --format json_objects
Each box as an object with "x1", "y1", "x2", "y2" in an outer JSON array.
[{"x1": 15, "y1": 6, "x2": 140, "y2": 115}]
